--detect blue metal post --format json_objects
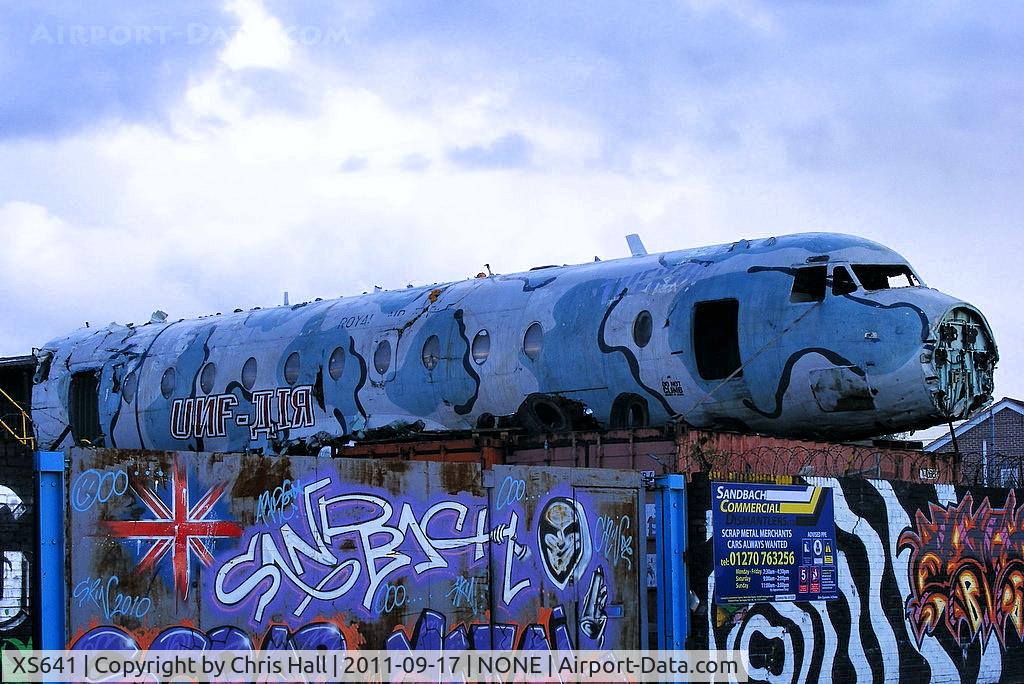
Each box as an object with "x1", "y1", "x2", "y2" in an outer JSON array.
[
  {"x1": 654, "y1": 474, "x2": 688, "y2": 649},
  {"x1": 35, "y1": 451, "x2": 65, "y2": 650}
]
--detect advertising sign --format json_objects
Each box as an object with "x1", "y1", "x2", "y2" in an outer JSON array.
[{"x1": 711, "y1": 482, "x2": 838, "y2": 604}]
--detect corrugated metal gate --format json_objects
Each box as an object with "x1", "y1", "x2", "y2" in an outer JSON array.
[{"x1": 65, "y1": 449, "x2": 644, "y2": 651}]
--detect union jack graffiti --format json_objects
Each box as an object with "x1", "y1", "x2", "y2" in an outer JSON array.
[{"x1": 102, "y1": 460, "x2": 243, "y2": 600}]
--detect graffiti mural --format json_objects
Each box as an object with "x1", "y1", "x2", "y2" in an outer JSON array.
[
  {"x1": 67, "y1": 448, "x2": 643, "y2": 651},
  {"x1": 537, "y1": 497, "x2": 591, "y2": 591},
  {"x1": 899, "y1": 491, "x2": 1024, "y2": 651},
  {"x1": 690, "y1": 475, "x2": 1024, "y2": 683},
  {"x1": 0, "y1": 447, "x2": 34, "y2": 654}
]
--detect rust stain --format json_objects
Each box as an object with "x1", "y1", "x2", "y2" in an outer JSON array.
[
  {"x1": 438, "y1": 461, "x2": 483, "y2": 496},
  {"x1": 231, "y1": 453, "x2": 293, "y2": 498}
]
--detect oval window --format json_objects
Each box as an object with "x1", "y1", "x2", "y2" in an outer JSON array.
[
  {"x1": 200, "y1": 363, "x2": 217, "y2": 394},
  {"x1": 633, "y1": 310, "x2": 653, "y2": 348},
  {"x1": 122, "y1": 371, "x2": 138, "y2": 404},
  {"x1": 160, "y1": 367, "x2": 176, "y2": 399},
  {"x1": 472, "y1": 330, "x2": 490, "y2": 365},
  {"x1": 284, "y1": 352, "x2": 300, "y2": 385},
  {"x1": 422, "y1": 335, "x2": 440, "y2": 371},
  {"x1": 328, "y1": 347, "x2": 345, "y2": 380},
  {"x1": 241, "y1": 357, "x2": 258, "y2": 390},
  {"x1": 523, "y1": 323, "x2": 543, "y2": 360},
  {"x1": 374, "y1": 340, "x2": 392, "y2": 375}
]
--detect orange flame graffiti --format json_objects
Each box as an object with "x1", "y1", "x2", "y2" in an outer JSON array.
[{"x1": 899, "y1": 491, "x2": 1024, "y2": 651}]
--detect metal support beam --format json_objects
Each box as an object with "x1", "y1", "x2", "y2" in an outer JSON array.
[
  {"x1": 654, "y1": 473, "x2": 688, "y2": 649},
  {"x1": 35, "y1": 451, "x2": 65, "y2": 650}
]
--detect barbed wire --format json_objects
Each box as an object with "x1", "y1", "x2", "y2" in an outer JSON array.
[
  {"x1": 957, "y1": 451, "x2": 1024, "y2": 487},
  {"x1": 676, "y1": 436, "x2": 957, "y2": 483}
]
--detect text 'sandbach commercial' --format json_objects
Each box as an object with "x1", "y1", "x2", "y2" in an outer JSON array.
[{"x1": 712, "y1": 482, "x2": 838, "y2": 604}]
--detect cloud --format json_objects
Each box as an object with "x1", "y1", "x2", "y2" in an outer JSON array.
[
  {"x1": 0, "y1": 2, "x2": 231, "y2": 139},
  {"x1": 447, "y1": 132, "x2": 532, "y2": 170},
  {"x1": 220, "y1": 0, "x2": 293, "y2": 70},
  {"x1": 1, "y1": 0, "x2": 1023, "y2": 405},
  {"x1": 400, "y1": 153, "x2": 432, "y2": 172},
  {"x1": 338, "y1": 156, "x2": 369, "y2": 173},
  {"x1": 0, "y1": 52, "x2": 681, "y2": 354}
]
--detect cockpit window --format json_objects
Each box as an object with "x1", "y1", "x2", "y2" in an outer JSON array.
[
  {"x1": 790, "y1": 266, "x2": 826, "y2": 302},
  {"x1": 852, "y1": 264, "x2": 920, "y2": 291},
  {"x1": 832, "y1": 266, "x2": 857, "y2": 296}
]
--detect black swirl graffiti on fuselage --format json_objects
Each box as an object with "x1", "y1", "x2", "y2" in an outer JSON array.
[
  {"x1": 223, "y1": 381, "x2": 253, "y2": 405},
  {"x1": 107, "y1": 371, "x2": 124, "y2": 449},
  {"x1": 348, "y1": 337, "x2": 368, "y2": 425},
  {"x1": 192, "y1": 326, "x2": 218, "y2": 452},
  {"x1": 504, "y1": 276, "x2": 557, "y2": 292},
  {"x1": 839, "y1": 294, "x2": 930, "y2": 342},
  {"x1": 130, "y1": 320, "x2": 183, "y2": 451},
  {"x1": 742, "y1": 347, "x2": 862, "y2": 419},
  {"x1": 747, "y1": 265, "x2": 800, "y2": 276},
  {"x1": 47, "y1": 425, "x2": 72, "y2": 452},
  {"x1": 106, "y1": 329, "x2": 145, "y2": 448},
  {"x1": 453, "y1": 309, "x2": 480, "y2": 416},
  {"x1": 597, "y1": 288, "x2": 676, "y2": 418},
  {"x1": 658, "y1": 253, "x2": 716, "y2": 268},
  {"x1": 747, "y1": 266, "x2": 931, "y2": 342}
]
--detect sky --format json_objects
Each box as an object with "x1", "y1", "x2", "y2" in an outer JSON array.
[{"x1": 0, "y1": 1, "x2": 1021, "y2": 439}]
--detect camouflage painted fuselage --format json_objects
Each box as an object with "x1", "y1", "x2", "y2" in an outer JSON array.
[{"x1": 32, "y1": 233, "x2": 997, "y2": 453}]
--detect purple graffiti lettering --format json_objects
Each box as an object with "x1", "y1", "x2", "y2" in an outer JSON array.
[
  {"x1": 72, "y1": 626, "x2": 139, "y2": 651},
  {"x1": 71, "y1": 613, "x2": 569, "y2": 652},
  {"x1": 215, "y1": 479, "x2": 489, "y2": 622},
  {"x1": 150, "y1": 626, "x2": 210, "y2": 650},
  {"x1": 207, "y1": 626, "x2": 253, "y2": 650},
  {"x1": 386, "y1": 606, "x2": 574, "y2": 651}
]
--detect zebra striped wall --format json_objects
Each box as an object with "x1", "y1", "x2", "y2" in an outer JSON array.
[{"x1": 689, "y1": 474, "x2": 1024, "y2": 683}]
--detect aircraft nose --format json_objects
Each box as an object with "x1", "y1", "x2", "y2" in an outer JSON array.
[{"x1": 926, "y1": 304, "x2": 997, "y2": 419}]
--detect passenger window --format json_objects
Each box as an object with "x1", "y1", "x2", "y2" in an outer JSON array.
[
  {"x1": 693, "y1": 299, "x2": 743, "y2": 381},
  {"x1": 422, "y1": 335, "x2": 441, "y2": 370},
  {"x1": 523, "y1": 323, "x2": 543, "y2": 361},
  {"x1": 284, "y1": 352, "x2": 301, "y2": 384},
  {"x1": 327, "y1": 347, "x2": 345, "y2": 380},
  {"x1": 790, "y1": 266, "x2": 826, "y2": 302},
  {"x1": 160, "y1": 367, "x2": 176, "y2": 398},
  {"x1": 633, "y1": 311, "x2": 653, "y2": 348},
  {"x1": 471, "y1": 330, "x2": 490, "y2": 365},
  {"x1": 373, "y1": 341, "x2": 391, "y2": 375},
  {"x1": 122, "y1": 371, "x2": 138, "y2": 404},
  {"x1": 832, "y1": 266, "x2": 857, "y2": 296},
  {"x1": 200, "y1": 362, "x2": 217, "y2": 394},
  {"x1": 241, "y1": 357, "x2": 258, "y2": 390}
]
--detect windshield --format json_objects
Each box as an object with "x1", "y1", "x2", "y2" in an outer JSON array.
[{"x1": 851, "y1": 264, "x2": 920, "y2": 291}]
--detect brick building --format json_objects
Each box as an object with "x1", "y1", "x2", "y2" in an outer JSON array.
[{"x1": 925, "y1": 396, "x2": 1024, "y2": 486}]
